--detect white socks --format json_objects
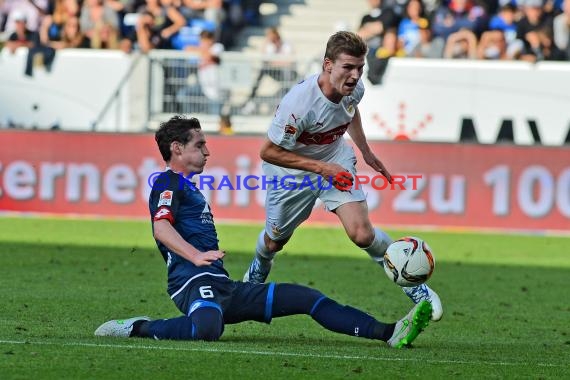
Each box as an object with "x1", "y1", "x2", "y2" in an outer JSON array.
[
  {"x1": 363, "y1": 228, "x2": 393, "y2": 265},
  {"x1": 255, "y1": 230, "x2": 276, "y2": 263}
]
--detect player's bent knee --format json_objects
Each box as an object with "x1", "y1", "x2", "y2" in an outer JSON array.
[
  {"x1": 191, "y1": 307, "x2": 224, "y2": 341},
  {"x1": 348, "y1": 228, "x2": 375, "y2": 248},
  {"x1": 273, "y1": 284, "x2": 325, "y2": 316},
  {"x1": 266, "y1": 237, "x2": 289, "y2": 253}
]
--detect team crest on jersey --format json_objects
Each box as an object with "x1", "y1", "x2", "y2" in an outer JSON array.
[
  {"x1": 158, "y1": 190, "x2": 173, "y2": 206},
  {"x1": 347, "y1": 102, "x2": 355, "y2": 115}
]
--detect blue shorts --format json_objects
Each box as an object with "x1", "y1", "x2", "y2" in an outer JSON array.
[{"x1": 172, "y1": 275, "x2": 275, "y2": 324}]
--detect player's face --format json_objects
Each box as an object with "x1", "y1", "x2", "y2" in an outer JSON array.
[
  {"x1": 174, "y1": 129, "x2": 210, "y2": 176},
  {"x1": 326, "y1": 53, "x2": 365, "y2": 98}
]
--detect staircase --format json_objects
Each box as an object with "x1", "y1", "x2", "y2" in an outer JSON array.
[{"x1": 237, "y1": 0, "x2": 369, "y2": 57}]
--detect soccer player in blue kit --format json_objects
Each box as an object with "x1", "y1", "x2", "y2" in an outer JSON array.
[
  {"x1": 242, "y1": 31, "x2": 442, "y2": 322},
  {"x1": 94, "y1": 116, "x2": 432, "y2": 348}
]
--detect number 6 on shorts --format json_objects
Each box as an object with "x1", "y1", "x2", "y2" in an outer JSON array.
[{"x1": 199, "y1": 285, "x2": 214, "y2": 298}]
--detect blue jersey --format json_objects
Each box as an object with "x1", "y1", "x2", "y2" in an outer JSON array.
[{"x1": 149, "y1": 170, "x2": 229, "y2": 300}]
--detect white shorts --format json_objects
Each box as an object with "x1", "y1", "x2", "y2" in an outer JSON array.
[{"x1": 263, "y1": 147, "x2": 366, "y2": 241}]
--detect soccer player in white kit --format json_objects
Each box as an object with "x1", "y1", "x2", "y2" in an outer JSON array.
[{"x1": 243, "y1": 31, "x2": 442, "y2": 321}]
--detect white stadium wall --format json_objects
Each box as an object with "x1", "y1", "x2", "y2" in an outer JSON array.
[
  {"x1": 0, "y1": 48, "x2": 146, "y2": 132},
  {"x1": 358, "y1": 58, "x2": 570, "y2": 146},
  {"x1": 1, "y1": 49, "x2": 570, "y2": 145}
]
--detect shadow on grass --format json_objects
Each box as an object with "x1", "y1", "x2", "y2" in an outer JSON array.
[{"x1": 1, "y1": 241, "x2": 569, "y2": 354}]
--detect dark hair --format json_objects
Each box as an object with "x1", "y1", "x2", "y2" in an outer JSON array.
[
  {"x1": 200, "y1": 30, "x2": 215, "y2": 40},
  {"x1": 155, "y1": 115, "x2": 201, "y2": 162},
  {"x1": 324, "y1": 31, "x2": 367, "y2": 61}
]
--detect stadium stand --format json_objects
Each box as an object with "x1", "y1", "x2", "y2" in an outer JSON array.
[{"x1": 238, "y1": 0, "x2": 369, "y2": 55}]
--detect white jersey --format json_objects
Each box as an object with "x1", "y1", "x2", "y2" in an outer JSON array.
[
  {"x1": 267, "y1": 74, "x2": 365, "y2": 167},
  {"x1": 263, "y1": 74, "x2": 367, "y2": 239}
]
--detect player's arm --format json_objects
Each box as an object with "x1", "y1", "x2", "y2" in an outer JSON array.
[
  {"x1": 153, "y1": 219, "x2": 224, "y2": 266},
  {"x1": 347, "y1": 107, "x2": 392, "y2": 183},
  {"x1": 260, "y1": 140, "x2": 346, "y2": 180}
]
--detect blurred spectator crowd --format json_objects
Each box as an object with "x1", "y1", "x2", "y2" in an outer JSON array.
[
  {"x1": 2, "y1": 0, "x2": 568, "y2": 79},
  {"x1": 359, "y1": 0, "x2": 570, "y2": 83},
  {"x1": 0, "y1": 0, "x2": 261, "y2": 58}
]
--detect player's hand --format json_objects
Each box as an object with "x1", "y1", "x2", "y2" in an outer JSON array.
[
  {"x1": 332, "y1": 171, "x2": 353, "y2": 191},
  {"x1": 362, "y1": 150, "x2": 393, "y2": 184},
  {"x1": 319, "y1": 163, "x2": 353, "y2": 191},
  {"x1": 191, "y1": 250, "x2": 225, "y2": 267}
]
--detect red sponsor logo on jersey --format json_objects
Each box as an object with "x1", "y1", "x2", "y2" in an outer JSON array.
[
  {"x1": 153, "y1": 206, "x2": 174, "y2": 224},
  {"x1": 297, "y1": 123, "x2": 349, "y2": 145}
]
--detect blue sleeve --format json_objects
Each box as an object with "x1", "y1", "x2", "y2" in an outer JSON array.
[{"x1": 149, "y1": 171, "x2": 185, "y2": 224}]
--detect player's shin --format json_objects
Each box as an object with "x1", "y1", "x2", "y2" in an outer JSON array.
[
  {"x1": 363, "y1": 228, "x2": 393, "y2": 265},
  {"x1": 310, "y1": 297, "x2": 395, "y2": 341},
  {"x1": 272, "y1": 284, "x2": 394, "y2": 341}
]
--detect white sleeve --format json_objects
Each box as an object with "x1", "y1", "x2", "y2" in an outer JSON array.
[{"x1": 267, "y1": 99, "x2": 305, "y2": 150}]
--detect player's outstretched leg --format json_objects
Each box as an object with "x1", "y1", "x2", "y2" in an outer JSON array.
[
  {"x1": 402, "y1": 284, "x2": 443, "y2": 321},
  {"x1": 273, "y1": 284, "x2": 431, "y2": 348},
  {"x1": 94, "y1": 316, "x2": 150, "y2": 337},
  {"x1": 243, "y1": 230, "x2": 276, "y2": 283},
  {"x1": 387, "y1": 300, "x2": 432, "y2": 348}
]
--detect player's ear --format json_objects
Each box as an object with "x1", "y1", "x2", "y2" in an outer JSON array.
[
  {"x1": 171, "y1": 141, "x2": 181, "y2": 155},
  {"x1": 323, "y1": 58, "x2": 333, "y2": 73}
]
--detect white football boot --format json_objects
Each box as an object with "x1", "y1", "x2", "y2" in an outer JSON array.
[{"x1": 94, "y1": 316, "x2": 150, "y2": 337}]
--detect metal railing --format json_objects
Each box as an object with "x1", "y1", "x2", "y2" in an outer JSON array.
[{"x1": 147, "y1": 50, "x2": 316, "y2": 130}]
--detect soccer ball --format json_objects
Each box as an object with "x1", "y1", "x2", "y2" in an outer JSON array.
[{"x1": 383, "y1": 237, "x2": 435, "y2": 287}]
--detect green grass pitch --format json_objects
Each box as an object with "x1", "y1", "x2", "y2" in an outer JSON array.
[{"x1": 0, "y1": 216, "x2": 568, "y2": 379}]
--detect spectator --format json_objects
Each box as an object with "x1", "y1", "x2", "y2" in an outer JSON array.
[
  {"x1": 44, "y1": 16, "x2": 85, "y2": 49},
  {"x1": 397, "y1": 0, "x2": 427, "y2": 55},
  {"x1": 39, "y1": 0, "x2": 79, "y2": 46},
  {"x1": 520, "y1": 24, "x2": 568, "y2": 60},
  {"x1": 477, "y1": 30, "x2": 510, "y2": 59},
  {"x1": 5, "y1": 11, "x2": 39, "y2": 54},
  {"x1": 25, "y1": 16, "x2": 84, "y2": 76},
  {"x1": 409, "y1": 17, "x2": 445, "y2": 58},
  {"x1": 241, "y1": 27, "x2": 296, "y2": 115},
  {"x1": 177, "y1": 30, "x2": 225, "y2": 114},
  {"x1": 2, "y1": 0, "x2": 48, "y2": 34},
  {"x1": 516, "y1": 0, "x2": 554, "y2": 52},
  {"x1": 358, "y1": 0, "x2": 400, "y2": 54},
  {"x1": 443, "y1": 28, "x2": 478, "y2": 58},
  {"x1": 80, "y1": 0, "x2": 120, "y2": 49},
  {"x1": 432, "y1": 0, "x2": 487, "y2": 41},
  {"x1": 489, "y1": 0, "x2": 519, "y2": 42},
  {"x1": 106, "y1": 0, "x2": 146, "y2": 37},
  {"x1": 135, "y1": 0, "x2": 186, "y2": 52},
  {"x1": 553, "y1": 0, "x2": 570, "y2": 57},
  {"x1": 489, "y1": 0, "x2": 524, "y2": 57}
]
